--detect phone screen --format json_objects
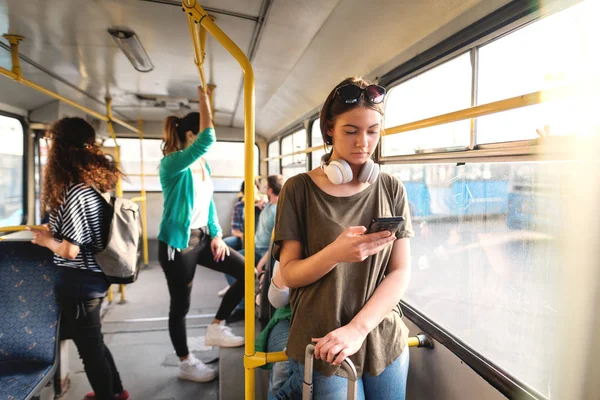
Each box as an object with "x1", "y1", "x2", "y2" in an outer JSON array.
[{"x1": 367, "y1": 217, "x2": 405, "y2": 235}]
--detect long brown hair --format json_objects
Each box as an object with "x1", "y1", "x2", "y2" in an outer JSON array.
[
  {"x1": 319, "y1": 77, "x2": 385, "y2": 146},
  {"x1": 161, "y1": 112, "x2": 200, "y2": 156},
  {"x1": 42, "y1": 117, "x2": 122, "y2": 213}
]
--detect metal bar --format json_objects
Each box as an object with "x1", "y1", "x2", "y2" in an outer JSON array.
[
  {"x1": 0, "y1": 225, "x2": 47, "y2": 232},
  {"x1": 0, "y1": 41, "x2": 131, "y2": 122},
  {"x1": 138, "y1": 119, "x2": 149, "y2": 266},
  {"x1": 469, "y1": 47, "x2": 479, "y2": 150},
  {"x1": 129, "y1": 196, "x2": 146, "y2": 203},
  {"x1": 105, "y1": 99, "x2": 127, "y2": 304},
  {"x1": 265, "y1": 351, "x2": 288, "y2": 363},
  {"x1": 139, "y1": 0, "x2": 260, "y2": 22},
  {"x1": 105, "y1": 313, "x2": 216, "y2": 323},
  {"x1": 265, "y1": 81, "x2": 597, "y2": 162},
  {"x1": 383, "y1": 82, "x2": 595, "y2": 137},
  {"x1": 181, "y1": 2, "x2": 256, "y2": 398},
  {"x1": 126, "y1": 173, "x2": 257, "y2": 179},
  {"x1": 0, "y1": 35, "x2": 141, "y2": 135},
  {"x1": 264, "y1": 144, "x2": 324, "y2": 162},
  {"x1": 187, "y1": 15, "x2": 207, "y2": 90}
]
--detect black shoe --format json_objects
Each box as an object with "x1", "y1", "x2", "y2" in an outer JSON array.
[{"x1": 226, "y1": 308, "x2": 245, "y2": 323}]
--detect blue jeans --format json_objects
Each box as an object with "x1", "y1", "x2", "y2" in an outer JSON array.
[
  {"x1": 267, "y1": 320, "x2": 291, "y2": 400},
  {"x1": 225, "y1": 247, "x2": 268, "y2": 310},
  {"x1": 223, "y1": 236, "x2": 242, "y2": 251},
  {"x1": 275, "y1": 347, "x2": 410, "y2": 400}
]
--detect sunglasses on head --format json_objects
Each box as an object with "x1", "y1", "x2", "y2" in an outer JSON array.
[{"x1": 335, "y1": 84, "x2": 386, "y2": 104}]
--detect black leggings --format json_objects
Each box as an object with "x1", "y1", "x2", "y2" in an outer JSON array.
[
  {"x1": 159, "y1": 229, "x2": 245, "y2": 357},
  {"x1": 59, "y1": 297, "x2": 123, "y2": 400}
]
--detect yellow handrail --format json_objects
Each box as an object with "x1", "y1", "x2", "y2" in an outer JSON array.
[
  {"x1": 0, "y1": 225, "x2": 47, "y2": 232},
  {"x1": 0, "y1": 35, "x2": 142, "y2": 136},
  {"x1": 182, "y1": 2, "x2": 256, "y2": 398},
  {"x1": 262, "y1": 81, "x2": 599, "y2": 162},
  {"x1": 138, "y1": 119, "x2": 149, "y2": 267}
]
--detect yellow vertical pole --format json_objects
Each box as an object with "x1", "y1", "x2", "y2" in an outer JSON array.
[
  {"x1": 106, "y1": 98, "x2": 126, "y2": 304},
  {"x1": 138, "y1": 119, "x2": 149, "y2": 266},
  {"x1": 182, "y1": 3, "x2": 255, "y2": 397}
]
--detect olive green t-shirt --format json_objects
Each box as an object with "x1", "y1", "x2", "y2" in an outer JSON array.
[{"x1": 273, "y1": 172, "x2": 413, "y2": 378}]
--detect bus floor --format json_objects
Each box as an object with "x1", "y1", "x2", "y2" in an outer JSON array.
[{"x1": 56, "y1": 261, "x2": 246, "y2": 400}]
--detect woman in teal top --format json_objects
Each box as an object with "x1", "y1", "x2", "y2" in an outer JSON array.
[{"x1": 158, "y1": 86, "x2": 245, "y2": 384}]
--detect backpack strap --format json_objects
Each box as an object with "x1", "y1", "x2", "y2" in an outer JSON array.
[{"x1": 90, "y1": 185, "x2": 111, "y2": 204}]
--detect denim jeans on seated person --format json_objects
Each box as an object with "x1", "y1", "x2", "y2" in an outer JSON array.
[{"x1": 267, "y1": 319, "x2": 291, "y2": 400}]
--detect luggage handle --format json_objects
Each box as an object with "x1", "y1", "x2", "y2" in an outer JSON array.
[{"x1": 303, "y1": 344, "x2": 358, "y2": 400}]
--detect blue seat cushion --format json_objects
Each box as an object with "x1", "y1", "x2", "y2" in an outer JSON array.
[{"x1": 0, "y1": 361, "x2": 53, "y2": 399}]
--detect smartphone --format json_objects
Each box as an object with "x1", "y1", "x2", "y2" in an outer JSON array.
[{"x1": 367, "y1": 217, "x2": 405, "y2": 235}]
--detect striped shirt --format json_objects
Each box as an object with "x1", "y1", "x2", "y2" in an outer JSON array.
[{"x1": 49, "y1": 183, "x2": 105, "y2": 273}]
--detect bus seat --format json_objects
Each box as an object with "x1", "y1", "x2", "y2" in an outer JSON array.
[{"x1": 0, "y1": 240, "x2": 60, "y2": 400}]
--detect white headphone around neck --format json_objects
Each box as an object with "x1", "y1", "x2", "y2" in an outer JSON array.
[{"x1": 320, "y1": 153, "x2": 380, "y2": 185}]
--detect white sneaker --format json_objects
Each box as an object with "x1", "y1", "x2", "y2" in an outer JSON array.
[
  {"x1": 178, "y1": 353, "x2": 217, "y2": 383},
  {"x1": 205, "y1": 322, "x2": 244, "y2": 348},
  {"x1": 217, "y1": 285, "x2": 230, "y2": 297}
]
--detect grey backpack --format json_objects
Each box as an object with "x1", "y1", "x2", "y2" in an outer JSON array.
[{"x1": 92, "y1": 187, "x2": 142, "y2": 284}]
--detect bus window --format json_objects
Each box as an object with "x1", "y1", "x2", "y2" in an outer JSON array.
[
  {"x1": 310, "y1": 118, "x2": 326, "y2": 170},
  {"x1": 383, "y1": 160, "x2": 568, "y2": 396},
  {"x1": 382, "y1": 52, "x2": 472, "y2": 156},
  {"x1": 281, "y1": 128, "x2": 306, "y2": 180},
  {"x1": 203, "y1": 142, "x2": 260, "y2": 192},
  {"x1": 0, "y1": 115, "x2": 24, "y2": 226},
  {"x1": 34, "y1": 134, "x2": 49, "y2": 224},
  {"x1": 116, "y1": 139, "x2": 163, "y2": 192},
  {"x1": 268, "y1": 140, "x2": 280, "y2": 175},
  {"x1": 477, "y1": 0, "x2": 600, "y2": 144}
]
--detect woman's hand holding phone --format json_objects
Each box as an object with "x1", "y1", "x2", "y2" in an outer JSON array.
[{"x1": 329, "y1": 226, "x2": 396, "y2": 263}]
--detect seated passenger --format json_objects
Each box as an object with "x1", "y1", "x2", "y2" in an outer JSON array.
[
  {"x1": 29, "y1": 117, "x2": 129, "y2": 400},
  {"x1": 222, "y1": 178, "x2": 264, "y2": 252},
  {"x1": 225, "y1": 175, "x2": 283, "y2": 323},
  {"x1": 255, "y1": 263, "x2": 291, "y2": 400},
  {"x1": 273, "y1": 77, "x2": 413, "y2": 399},
  {"x1": 245, "y1": 175, "x2": 284, "y2": 269},
  {"x1": 220, "y1": 179, "x2": 265, "y2": 298},
  {"x1": 158, "y1": 85, "x2": 245, "y2": 384}
]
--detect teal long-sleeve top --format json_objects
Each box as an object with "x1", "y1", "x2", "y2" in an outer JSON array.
[{"x1": 158, "y1": 127, "x2": 222, "y2": 249}]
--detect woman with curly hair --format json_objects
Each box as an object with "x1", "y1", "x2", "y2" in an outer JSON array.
[{"x1": 29, "y1": 117, "x2": 129, "y2": 400}]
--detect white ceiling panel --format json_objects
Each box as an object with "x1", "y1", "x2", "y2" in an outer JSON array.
[
  {"x1": 0, "y1": 0, "x2": 513, "y2": 141},
  {"x1": 250, "y1": 0, "x2": 512, "y2": 138},
  {"x1": 0, "y1": 0, "x2": 255, "y2": 125}
]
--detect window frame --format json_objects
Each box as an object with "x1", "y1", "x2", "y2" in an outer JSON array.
[
  {"x1": 267, "y1": 138, "x2": 281, "y2": 175},
  {"x1": 265, "y1": 2, "x2": 587, "y2": 399},
  {"x1": 0, "y1": 110, "x2": 28, "y2": 226},
  {"x1": 203, "y1": 139, "x2": 261, "y2": 193},
  {"x1": 279, "y1": 124, "x2": 307, "y2": 175},
  {"x1": 378, "y1": 0, "x2": 584, "y2": 165}
]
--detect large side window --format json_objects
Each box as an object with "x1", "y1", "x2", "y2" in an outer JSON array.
[
  {"x1": 384, "y1": 160, "x2": 564, "y2": 396},
  {"x1": 310, "y1": 118, "x2": 327, "y2": 169},
  {"x1": 0, "y1": 115, "x2": 25, "y2": 226},
  {"x1": 117, "y1": 139, "x2": 163, "y2": 192},
  {"x1": 382, "y1": 52, "x2": 472, "y2": 156},
  {"x1": 203, "y1": 142, "x2": 260, "y2": 192},
  {"x1": 281, "y1": 128, "x2": 306, "y2": 179},
  {"x1": 477, "y1": 0, "x2": 599, "y2": 144},
  {"x1": 34, "y1": 134, "x2": 49, "y2": 224},
  {"x1": 268, "y1": 140, "x2": 280, "y2": 175}
]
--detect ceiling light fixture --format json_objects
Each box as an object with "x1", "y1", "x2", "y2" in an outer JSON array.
[{"x1": 108, "y1": 28, "x2": 153, "y2": 73}]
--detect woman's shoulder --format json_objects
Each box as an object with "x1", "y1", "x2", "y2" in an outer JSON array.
[
  {"x1": 377, "y1": 172, "x2": 407, "y2": 196},
  {"x1": 283, "y1": 173, "x2": 307, "y2": 189}
]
